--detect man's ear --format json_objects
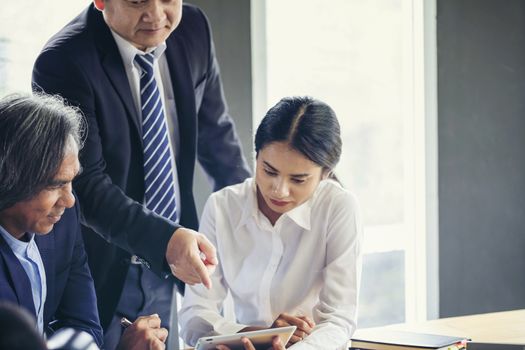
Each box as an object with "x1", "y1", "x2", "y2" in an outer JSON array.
[{"x1": 93, "y1": 0, "x2": 105, "y2": 11}]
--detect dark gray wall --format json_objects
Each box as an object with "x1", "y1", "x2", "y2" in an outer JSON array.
[
  {"x1": 438, "y1": 0, "x2": 525, "y2": 317},
  {"x1": 187, "y1": 0, "x2": 254, "y2": 213}
]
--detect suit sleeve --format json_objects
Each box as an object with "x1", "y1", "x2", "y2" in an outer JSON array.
[
  {"x1": 51, "y1": 204, "x2": 104, "y2": 347},
  {"x1": 32, "y1": 50, "x2": 178, "y2": 275},
  {"x1": 194, "y1": 9, "x2": 252, "y2": 191}
]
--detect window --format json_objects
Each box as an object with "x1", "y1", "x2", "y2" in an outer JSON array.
[
  {"x1": 254, "y1": 0, "x2": 437, "y2": 326},
  {"x1": 0, "y1": 1, "x2": 86, "y2": 95}
]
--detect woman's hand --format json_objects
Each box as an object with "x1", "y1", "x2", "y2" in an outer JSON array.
[
  {"x1": 271, "y1": 313, "x2": 316, "y2": 345},
  {"x1": 216, "y1": 336, "x2": 285, "y2": 350}
]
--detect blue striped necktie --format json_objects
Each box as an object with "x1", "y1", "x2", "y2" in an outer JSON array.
[{"x1": 135, "y1": 53, "x2": 177, "y2": 222}]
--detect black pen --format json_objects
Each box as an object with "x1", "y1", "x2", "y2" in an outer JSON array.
[{"x1": 120, "y1": 317, "x2": 133, "y2": 328}]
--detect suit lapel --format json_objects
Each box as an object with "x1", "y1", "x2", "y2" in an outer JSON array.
[
  {"x1": 101, "y1": 52, "x2": 142, "y2": 141},
  {"x1": 165, "y1": 37, "x2": 197, "y2": 157},
  {"x1": 165, "y1": 37, "x2": 198, "y2": 226},
  {"x1": 89, "y1": 6, "x2": 142, "y2": 142},
  {"x1": 0, "y1": 235, "x2": 36, "y2": 315}
]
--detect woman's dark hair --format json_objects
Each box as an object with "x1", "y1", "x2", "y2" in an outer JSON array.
[
  {"x1": 255, "y1": 96, "x2": 342, "y2": 174},
  {"x1": 0, "y1": 93, "x2": 84, "y2": 210}
]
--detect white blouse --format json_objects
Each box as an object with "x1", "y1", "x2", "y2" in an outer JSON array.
[{"x1": 180, "y1": 178, "x2": 363, "y2": 350}]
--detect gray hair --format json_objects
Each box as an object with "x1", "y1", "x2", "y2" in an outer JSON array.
[{"x1": 0, "y1": 93, "x2": 85, "y2": 210}]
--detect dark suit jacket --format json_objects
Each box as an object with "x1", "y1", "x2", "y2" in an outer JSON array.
[
  {"x1": 0, "y1": 203, "x2": 103, "y2": 347},
  {"x1": 32, "y1": 4, "x2": 251, "y2": 327}
]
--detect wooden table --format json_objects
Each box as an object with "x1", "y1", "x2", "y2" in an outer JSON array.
[
  {"x1": 185, "y1": 309, "x2": 525, "y2": 349},
  {"x1": 352, "y1": 309, "x2": 525, "y2": 345}
]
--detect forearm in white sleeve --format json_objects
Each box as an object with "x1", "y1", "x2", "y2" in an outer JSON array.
[{"x1": 179, "y1": 195, "x2": 247, "y2": 346}]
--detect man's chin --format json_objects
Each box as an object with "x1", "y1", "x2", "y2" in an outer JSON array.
[
  {"x1": 34, "y1": 225, "x2": 54, "y2": 236},
  {"x1": 134, "y1": 33, "x2": 170, "y2": 49}
]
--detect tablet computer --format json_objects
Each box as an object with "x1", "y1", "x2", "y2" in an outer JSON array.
[{"x1": 194, "y1": 326, "x2": 296, "y2": 350}]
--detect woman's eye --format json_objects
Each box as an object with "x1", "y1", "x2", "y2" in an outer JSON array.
[
  {"x1": 291, "y1": 178, "x2": 305, "y2": 184},
  {"x1": 264, "y1": 169, "x2": 277, "y2": 177}
]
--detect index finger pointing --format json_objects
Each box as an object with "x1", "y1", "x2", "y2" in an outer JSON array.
[
  {"x1": 197, "y1": 235, "x2": 218, "y2": 266},
  {"x1": 191, "y1": 252, "x2": 212, "y2": 289}
]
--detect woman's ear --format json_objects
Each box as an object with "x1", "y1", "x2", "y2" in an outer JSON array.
[
  {"x1": 93, "y1": 0, "x2": 105, "y2": 11},
  {"x1": 322, "y1": 170, "x2": 330, "y2": 180}
]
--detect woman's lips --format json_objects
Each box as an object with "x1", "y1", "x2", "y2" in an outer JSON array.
[{"x1": 270, "y1": 198, "x2": 290, "y2": 207}]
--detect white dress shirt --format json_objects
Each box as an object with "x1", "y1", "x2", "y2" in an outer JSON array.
[
  {"x1": 0, "y1": 225, "x2": 47, "y2": 333},
  {"x1": 111, "y1": 30, "x2": 181, "y2": 221},
  {"x1": 180, "y1": 178, "x2": 363, "y2": 350}
]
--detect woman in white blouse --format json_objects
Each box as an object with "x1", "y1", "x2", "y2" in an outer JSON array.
[{"x1": 180, "y1": 96, "x2": 363, "y2": 350}]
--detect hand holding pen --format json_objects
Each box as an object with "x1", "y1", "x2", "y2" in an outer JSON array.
[
  {"x1": 116, "y1": 314, "x2": 168, "y2": 350},
  {"x1": 121, "y1": 317, "x2": 133, "y2": 328}
]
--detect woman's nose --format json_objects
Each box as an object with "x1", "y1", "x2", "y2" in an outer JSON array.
[{"x1": 272, "y1": 179, "x2": 289, "y2": 198}]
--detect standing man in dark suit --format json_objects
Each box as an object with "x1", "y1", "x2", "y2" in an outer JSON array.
[{"x1": 32, "y1": 0, "x2": 251, "y2": 348}]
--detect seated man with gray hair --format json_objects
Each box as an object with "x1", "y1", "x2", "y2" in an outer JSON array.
[{"x1": 0, "y1": 93, "x2": 168, "y2": 350}]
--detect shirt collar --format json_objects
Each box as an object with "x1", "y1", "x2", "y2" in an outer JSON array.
[
  {"x1": 110, "y1": 29, "x2": 167, "y2": 69},
  {"x1": 236, "y1": 178, "x2": 312, "y2": 231},
  {"x1": 285, "y1": 197, "x2": 312, "y2": 230},
  {"x1": 0, "y1": 224, "x2": 35, "y2": 256},
  {"x1": 237, "y1": 178, "x2": 259, "y2": 229}
]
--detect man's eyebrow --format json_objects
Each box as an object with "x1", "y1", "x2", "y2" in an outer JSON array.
[
  {"x1": 46, "y1": 179, "x2": 69, "y2": 187},
  {"x1": 47, "y1": 166, "x2": 83, "y2": 187}
]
